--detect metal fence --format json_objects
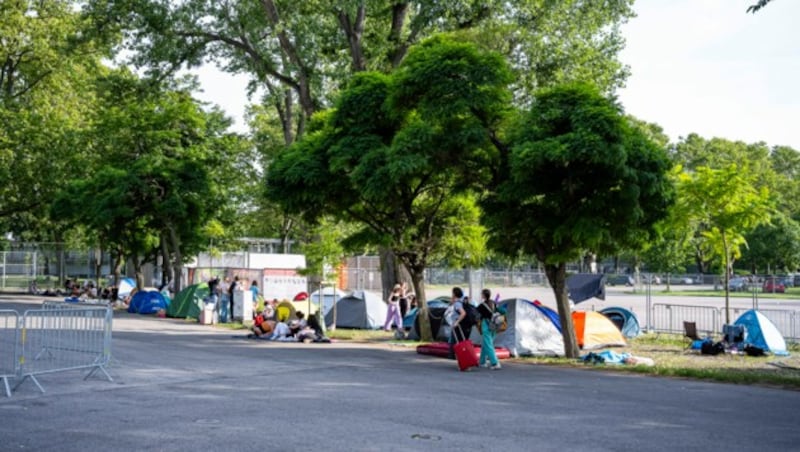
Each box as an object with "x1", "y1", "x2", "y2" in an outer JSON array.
[
  {"x1": 0, "y1": 310, "x2": 19, "y2": 397},
  {"x1": 646, "y1": 303, "x2": 800, "y2": 342},
  {"x1": 4, "y1": 302, "x2": 113, "y2": 397}
]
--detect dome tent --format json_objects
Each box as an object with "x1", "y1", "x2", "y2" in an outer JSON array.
[
  {"x1": 167, "y1": 283, "x2": 209, "y2": 319},
  {"x1": 325, "y1": 290, "x2": 387, "y2": 329},
  {"x1": 599, "y1": 306, "x2": 641, "y2": 338},
  {"x1": 734, "y1": 309, "x2": 789, "y2": 355},
  {"x1": 128, "y1": 290, "x2": 170, "y2": 315}
]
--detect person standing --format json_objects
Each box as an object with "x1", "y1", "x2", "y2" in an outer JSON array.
[
  {"x1": 218, "y1": 277, "x2": 230, "y2": 323},
  {"x1": 446, "y1": 286, "x2": 469, "y2": 359},
  {"x1": 383, "y1": 284, "x2": 404, "y2": 334},
  {"x1": 228, "y1": 275, "x2": 239, "y2": 321},
  {"x1": 477, "y1": 288, "x2": 505, "y2": 370}
]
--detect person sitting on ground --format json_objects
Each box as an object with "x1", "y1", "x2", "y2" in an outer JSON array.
[
  {"x1": 297, "y1": 313, "x2": 329, "y2": 343},
  {"x1": 250, "y1": 317, "x2": 276, "y2": 339},
  {"x1": 266, "y1": 321, "x2": 294, "y2": 341},
  {"x1": 289, "y1": 311, "x2": 307, "y2": 337}
]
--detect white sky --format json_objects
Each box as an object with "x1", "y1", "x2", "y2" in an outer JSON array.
[{"x1": 194, "y1": 0, "x2": 800, "y2": 149}]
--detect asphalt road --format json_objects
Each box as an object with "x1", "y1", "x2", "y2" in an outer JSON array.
[{"x1": 1, "y1": 296, "x2": 800, "y2": 452}]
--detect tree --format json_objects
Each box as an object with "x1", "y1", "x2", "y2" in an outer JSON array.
[
  {"x1": 483, "y1": 83, "x2": 674, "y2": 358},
  {"x1": 53, "y1": 70, "x2": 242, "y2": 292},
  {"x1": 740, "y1": 214, "x2": 800, "y2": 274},
  {"x1": 0, "y1": 0, "x2": 111, "y2": 238},
  {"x1": 267, "y1": 37, "x2": 511, "y2": 340},
  {"x1": 677, "y1": 164, "x2": 772, "y2": 323}
]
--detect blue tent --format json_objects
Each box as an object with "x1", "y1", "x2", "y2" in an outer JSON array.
[
  {"x1": 403, "y1": 296, "x2": 450, "y2": 328},
  {"x1": 734, "y1": 309, "x2": 789, "y2": 355},
  {"x1": 600, "y1": 306, "x2": 641, "y2": 338},
  {"x1": 128, "y1": 290, "x2": 170, "y2": 315}
]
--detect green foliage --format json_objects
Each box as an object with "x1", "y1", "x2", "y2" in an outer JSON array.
[
  {"x1": 267, "y1": 38, "x2": 511, "y2": 307},
  {"x1": 0, "y1": 0, "x2": 111, "y2": 237},
  {"x1": 487, "y1": 83, "x2": 674, "y2": 263}
]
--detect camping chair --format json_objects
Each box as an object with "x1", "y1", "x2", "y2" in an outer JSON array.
[
  {"x1": 683, "y1": 321, "x2": 701, "y2": 349},
  {"x1": 722, "y1": 324, "x2": 745, "y2": 350}
]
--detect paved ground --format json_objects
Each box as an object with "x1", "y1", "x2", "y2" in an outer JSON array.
[{"x1": 2, "y1": 295, "x2": 800, "y2": 451}]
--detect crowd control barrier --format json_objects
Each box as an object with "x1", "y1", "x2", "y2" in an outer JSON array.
[
  {"x1": 3, "y1": 301, "x2": 113, "y2": 397},
  {"x1": 0, "y1": 310, "x2": 19, "y2": 397}
]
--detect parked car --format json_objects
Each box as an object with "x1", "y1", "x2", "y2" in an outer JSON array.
[
  {"x1": 728, "y1": 277, "x2": 749, "y2": 292},
  {"x1": 762, "y1": 279, "x2": 786, "y2": 293},
  {"x1": 779, "y1": 276, "x2": 795, "y2": 288},
  {"x1": 607, "y1": 275, "x2": 634, "y2": 286}
]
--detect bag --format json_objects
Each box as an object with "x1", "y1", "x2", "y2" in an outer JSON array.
[
  {"x1": 453, "y1": 327, "x2": 479, "y2": 371},
  {"x1": 744, "y1": 344, "x2": 765, "y2": 356},
  {"x1": 701, "y1": 340, "x2": 725, "y2": 356},
  {"x1": 490, "y1": 312, "x2": 507, "y2": 333},
  {"x1": 462, "y1": 302, "x2": 481, "y2": 327}
]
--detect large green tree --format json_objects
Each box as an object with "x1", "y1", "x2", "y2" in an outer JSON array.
[
  {"x1": 267, "y1": 37, "x2": 509, "y2": 340},
  {"x1": 54, "y1": 71, "x2": 245, "y2": 291},
  {"x1": 483, "y1": 83, "x2": 674, "y2": 358},
  {"x1": 0, "y1": 0, "x2": 110, "y2": 238}
]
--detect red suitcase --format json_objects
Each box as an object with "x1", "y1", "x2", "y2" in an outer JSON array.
[{"x1": 453, "y1": 326, "x2": 479, "y2": 371}]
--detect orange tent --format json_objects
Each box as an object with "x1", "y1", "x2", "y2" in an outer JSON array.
[{"x1": 572, "y1": 311, "x2": 627, "y2": 350}]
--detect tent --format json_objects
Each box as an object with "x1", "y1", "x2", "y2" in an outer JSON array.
[
  {"x1": 118, "y1": 277, "x2": 136, "y2": 299},
  {"x1": 275, "y1": 300, "x2": 297, "y2": 322},
  {"x1": 295, "y1": 287, "x2": 346, "y2": 317},
  {"x1": 128, "y1": 290, "x2": 170, "y2": 314},
  {"x1": 167, "y1": 283, "x2": 209, "y2": 319},
  {"x1": 567, "y1": 274, "x2": 606, "y2": 304},
  {"x1": 324, "y1": 290, "x2": 387, "y2": 329},
  {"x1": 404, "y1": 296, "x2": 450, "y2": 331},
  {"x1": 599, "y1": 306, "x2": 641, "y2": 338},
  {"x1": 492, "y1": 299, "x2": 565, "y2": 357},
  {"x1": 734, "y1": 309, "x2": 789, "y2": 355},
  {"x1": 572, "y1": 310, "x2": 627, "y2": 350}
]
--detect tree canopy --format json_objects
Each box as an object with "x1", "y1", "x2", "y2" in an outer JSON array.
[{"x1": 483, "y1": 83, "x2": 675, "y2": 357}]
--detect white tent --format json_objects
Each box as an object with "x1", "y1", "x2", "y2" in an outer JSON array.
[
  {"x1": 325, "y1": 290, "x2": 387, "y2": 329},
  {"x1": 492, "y1": 299, "x2": 565, "y2": 357}
]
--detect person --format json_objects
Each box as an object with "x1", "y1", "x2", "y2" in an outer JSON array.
[
  {"x1": 250, "y1": 280, "x2": 259, "y2": 301},
  {"x1": 208, "y1": 275, "x2": 220, "y2": 306},
  {"x1": 262, "y1": 298, "x2": 276, "y2": 321},
  {"x1": 219, "y1": 277, "x2": 230, "y2": 323},
  {"x1": 399, "y1": 282, "x2": 410, "y2": 318},
  {"x1": 228, "y1": 275, "x2": 239, "y2": 321},
  {"x1": 297, "y1": 313, "x2": 327, "y2": 343},
  {"x1": 383, "y1": 284, "x2": 404, "y2": 334},
  {"x1": 446, "y1": 286, "x2": 469, "y2": 360},
  {"x1": 289, "y1": 311, "x2": 307, "y2": 337},
  {"x1": 477, "y1": 288, "x2": 505, "y2": 370}
]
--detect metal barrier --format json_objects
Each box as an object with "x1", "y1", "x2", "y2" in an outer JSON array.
[
  {"x1": 13, "y1": 302, "x2": 113, "y2": 395},
  {"x1": 649, "y1": 304, "x2": 799, "y2": 343},
  {"x1": 0, "y1": 310, "x2": 19, "y2": 397},
  {"x1": 651, "y1": 304, "x2": 720, "y2": 336}
]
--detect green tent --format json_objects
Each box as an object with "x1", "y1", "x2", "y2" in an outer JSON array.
[{"x1": 167, "y1": 283, "x2": 209, "y2": 319}]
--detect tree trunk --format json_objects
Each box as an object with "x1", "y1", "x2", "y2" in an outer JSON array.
[
  {"x1": 379, "y1": 247, "x2": 396, "y2": 300},
  {"x1": 722, "y1": 230, "x2": 731, "y2": 324},
  {"x1": 544, "y1": 262, "x2": 580, "y2": 358},
  {"x1": 408, "y1": 265, "x2": 432, "y2": 342},
  {"x1": 160, "y1": 234, "x2": 173, "y2": 288},
  {"x1": 169, "y1": 226, "x2": 183, "y2": 294}
]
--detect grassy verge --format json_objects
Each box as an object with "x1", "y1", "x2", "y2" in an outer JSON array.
[
  {"x1": 519, "y1": 333, "x2": 800, "y2": 389},
  {"x1": 325, "y1": 328, "x2": 800, "y2": 389}
]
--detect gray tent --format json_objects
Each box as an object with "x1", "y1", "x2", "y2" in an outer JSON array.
[
  {"x1": 490, "y1": 299, "x2": 565, "y2": 357},
  {"x1": 325, "y1": 290, "x2": 387, "y2": 329}
]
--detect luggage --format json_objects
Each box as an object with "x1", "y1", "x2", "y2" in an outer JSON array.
[{"x1": 453, "y1": 326, "x2": 479, "y2": 371}]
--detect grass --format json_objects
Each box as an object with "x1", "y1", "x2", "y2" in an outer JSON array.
[
  {"x1": 518, "y1": 333, "x2": 800, "y2": 389},
  {"x1": 324, "y1": 328, "x2": 800, "y2": 389}
]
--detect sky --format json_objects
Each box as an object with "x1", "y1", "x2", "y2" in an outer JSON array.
[{"x1": 194, "y1": 0, "x2": 800, "y2": 149}]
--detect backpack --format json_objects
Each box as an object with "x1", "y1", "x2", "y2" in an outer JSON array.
[
  {"x1": 701, "y1": 340, "x2": 725, "y2": 356},
  {"x1": 462, "y1": 302, "x2": 481, "y2": 327},
  {"x1": 490, "y1": 311, "x2": 508, "y2": 333}
]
